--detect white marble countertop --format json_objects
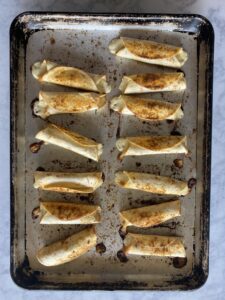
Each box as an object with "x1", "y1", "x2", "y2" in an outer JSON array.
[{"x1": 0, "y1": 1, "x2": 224, "y2": 299}]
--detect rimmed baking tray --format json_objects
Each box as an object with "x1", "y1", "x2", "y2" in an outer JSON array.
[{"x1": 10, "y1": 12, "x2": 214, "y2": 290}]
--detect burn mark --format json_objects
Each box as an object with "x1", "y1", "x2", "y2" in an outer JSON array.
[
  {"x1": 136, "y1": 162, "x2": 141, "y2": 167},
  {"x1": 173, "y1": 159, "x2": 183, "y2": 169},
  {"x1": 118, "y1": 226, "x2": 127, "y2": 240},
  {"x1": 117, "y1": 250, "x2": 128, "y2": 263},
  {"x1": 50, "y1": 37, "x2": 55, "y2": 45},
  {"x1": 173, "y1": 257, "x2": 187, "y2": 268},
  {"x1": 96, "y1": 242, "x2": 106, "y2": 254},
  {"x1": 36, "y1": 166, "x2": 45, "y2": 172},
  {"x1": 188, "y1": 178, "x2": 197, "y2": 189},
  {"x1": 30, "y1": 98, "x2": 39, "y2": 118},
  {"x1": 29, "y1": 141, "x2": 44, "y2": 153},
  {"x1": 32, "y1": 207, "x2": 40, "y2": 220}
]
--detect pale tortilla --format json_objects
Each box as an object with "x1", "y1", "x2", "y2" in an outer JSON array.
[
  {"x1": 124, "y1": 233, "x2": 186, "y2": 257},
  {"x1": 120, "y1": 199, "x2": 181, "y2": 230},
  {"x1": 111, "y1": 95, "x2": 183, "y2": 121},
  {"x1": 32, "y1": 60, "x2": 111, "y2": 93},
  {"x1": 119, "y1": 72, "x2": 186, "y2": 94},
  {"x1": 36, "y1": 226, "x2": 97, "y2": 266},
  {"x1": 34, "y1": 171, "x2": 103, "y2": 193},
  {"x1": 115, "y1": 171, "x2": 188, "y2": 196},
  {"x1": 40, "y1": 201, "x2": 101, "y2": 224},
  {"x1": 35, "y1": 123, "x2": 103, "y2": 161},
  {"x1": 109, "y1": 37, "x2": 188, "y2": 68},
  {"x1": 34, "y1": 91, "x2": 106, "y2": 119},
  {"x1": 116, "y1": 136, "x2": 188, "y2": 159}
]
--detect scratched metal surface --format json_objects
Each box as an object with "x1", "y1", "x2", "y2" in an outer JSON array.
[{"x1": 10, "y1": 13, "x2": 213, "y2": 290}]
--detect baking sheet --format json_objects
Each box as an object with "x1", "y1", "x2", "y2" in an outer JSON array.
[{"x1": 10, "y1": 13, "x2": 214, "y2": 290}]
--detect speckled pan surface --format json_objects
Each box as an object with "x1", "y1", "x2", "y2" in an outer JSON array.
[{"x1": 10, "y1": 13, "x2": 213, "y2": 290}]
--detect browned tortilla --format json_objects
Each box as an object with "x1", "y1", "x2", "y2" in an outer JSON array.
[{"x1": 123, "y1": 38, "x2": 180, "y2": 59}]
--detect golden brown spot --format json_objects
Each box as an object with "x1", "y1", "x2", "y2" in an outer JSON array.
[
  {"x1": 126, "y1": 97, "x2": 178, "y2": 121},
  {"x1": 130, "y1": 136, "x2": 183, "y2": 151},
  {"x1": 124, "y1": 39, "x2": 180, "y2": 59},
  {"x1": 132, "y1": 73, "x2": 181, "y2": 90}
]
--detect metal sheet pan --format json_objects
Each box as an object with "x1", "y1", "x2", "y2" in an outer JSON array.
[{"x1": 10, "y1": 13, "x2": 214, "y2": 290}]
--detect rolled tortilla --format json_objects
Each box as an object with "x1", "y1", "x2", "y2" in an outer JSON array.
[
  {"x1": 32, "y1": 60, "x2": 111, "y2": 93},
  {"x1": 36, "y1": 226, "x2": 97, "y2": 266},
  {"x1": 119, "y1": 72, "x2": 186, "y2": 94},
  {"x1": 33, "y1": 91, "x2": 106, "y2": 119},
  {"x1": 34, "y1": 171, "x2": 103, "y2": 193},
  {"x1": 115, "y1": 171, "x2": 188, "y2": 196},
  {"x1": 109, "y1": 37, "x2": 188, "y2": 68},
  {"x1": 120, "y1": 200, "x2": 181, "y2": 230},
  {"x1": 123, "y1": 233, "x2": 186, "y2": 257},
  {"x1": 111, "y1": 95, "x2": 183, "y2": 121},
  {"x1": 39, "y1": 201, "x2": 101, "y2": 224},
  {"x1": 116, "y1": 136, "x2": 188, "y2": 159},
  {"x1": 35, "y1": 123, "x2": 103, "y2": 161}
]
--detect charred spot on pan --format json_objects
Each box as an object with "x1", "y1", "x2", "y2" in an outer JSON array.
[
  {"x1": 36, "y1": 166, "x2": 45, "y2": 172},
  {"x1": 166, "y1": 120, "x2": 174, "y2": 124},
  {"x1": 50, "y1": 37, "x2": 55, "y2": 45},
  {"x1": 102, "y1": 172, "x2": 105, "y2": 182},
  {"x1": 188, "y1": 178, "x2": 197, "y2": 189},
  {"x1": 173, "y1": 159, "x2": 183, "y2": 169},
  {"x1": 171, "y1": 129, "x2": 181, "y2": 136},
  {"x1": 173, "y1": 257, "x2": 187, "y2": 268},
  {"x1": 30, "y1": 98, "x2": 39, "y2": 118},
  {"x1": 29, "y1": 141, "x2": 44, "y2": 153},
  {"x1": 32, "y1": 207, "x2": 40, "y2": 220},
  {"x1": 96, "y1": 242, "x2": 106, "y2": 254},
  {"x1": 118, "y1": 227, "x2": 127, "y2": 240},
  {"x1": 117, "y1": 250, "x2": 128, "y2": 263},
  {"x1": 136, "y1": 162, "x2": 141, "y2": 167}
]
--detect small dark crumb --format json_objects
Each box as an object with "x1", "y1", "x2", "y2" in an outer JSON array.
[
  {"x1": 88, "y1": 159, "x2": 92, "y2": 163},
  {"x1": 136, "y1": 162, "x2": 141, "y2": 167},
  {"x1": 173, "y1": 257, "x2": 187, "y2": 268},
  {"x1": 116, "y1": 125, "x2": 121, "y2": 138},
  {"x1": 118, "y1": 227, "x2": 127, "y2": 240},
  {"x1": 173, "y1": 159, "x2": 183, "y2": 169},
  {"x1": 36, "y1": 166, "x2": 45, "y2": 172},
  {"x1": 113, "y1": 76, "x2": 117, "y2": 81},
  {"x1": 171, "y1": 130, "x2": 181, "y2": 136},
  {"x1": 32, "y1": 207, "x2": 40, "y2": 219},
  {"x1": 70, "y1": 120, "x2": 75, "y2": 125},
  {"x1": 30, "y1": 98, "x2": 39, "y2": 118},
  {"x1": 117, "y1": 250, "x2": 128, "y2": 263},
  {"x1": 166, "y1": 120, "x2": 174, "y2": 124},
  {"x1": 29, "y1": 141, "x2": 44, "y2": 153},
  {"x1": 80, "y1": 195, "x2": 90, "y2": 201},
  {"x1": 188, "y1": 178, "x2": 197, "y2": 189},
  {"x1": 50, "y1": 37, "x2": 55, "y2": 45},
  {"x1": 96, "y1": 242, "x2": 106, "y2": 254},
  {"x1": 102, "y1": 172, "x2": 105, "y2": 182}
]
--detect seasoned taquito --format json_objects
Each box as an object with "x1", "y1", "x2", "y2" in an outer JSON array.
[
  {"x1": 120, "y1": 200, "x2": 181, "y2": 230},
  {"x1": 39, "y1": 201, "x2": 101, "y2": 224},
  {"x1": 34, "y1": 171, "x2": 103, "y2": 193},
  {"x1": 123, "y1": 233, "x2": 186, "y2": 257},
  {"x1": 116, "y1": 136, "x2": 187, "y2": 159},
  {"x1": 32, "y1": 60, "x2": 111, "y2": 93},
  {"x1": 33, "y1": 91, "x2": 106, "y2": 119},
  {"x1": 115, "y1": 171, "x2": 188, "y2": 196},
  {"x1": 111, "y1": 95, "x2": 183, "y2": 121},
  {"x1": 109, "y1": 37, "x2": 188, "y2": 68},
  {"x1": 36, "y1": 226, "x2": 97, "y2": 266},
  {"x1": 35, "y1": 123, "x2": 103, "y2": 161},
  {"x1": 119, "y1": 72, "x2": 186, "y2": 94}
]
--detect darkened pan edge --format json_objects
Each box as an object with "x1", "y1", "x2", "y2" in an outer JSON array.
[{"x1": 10, "y1": 12, "x2": 214, "y2": 290}]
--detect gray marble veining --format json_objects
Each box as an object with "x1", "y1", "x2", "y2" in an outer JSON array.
[{"x1": 0, "y1": 1, "x2": 224, "y2": 299}]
